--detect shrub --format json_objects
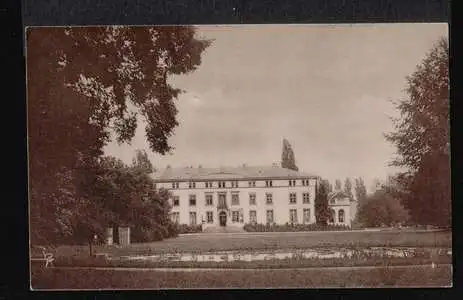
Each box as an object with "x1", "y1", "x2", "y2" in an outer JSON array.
[
  {"x1": 243, "y1": 223, "x2": 350, "y2": 232},
  {"x1": 177, "y1": 224, "x2": 203, "y2": 234}
]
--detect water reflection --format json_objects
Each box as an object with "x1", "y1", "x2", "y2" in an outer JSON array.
[{"x1": 118, "y1": 247, "x2": 450, "y2": 263}]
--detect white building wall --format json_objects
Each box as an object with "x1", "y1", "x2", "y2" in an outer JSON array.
[{"x1": 159, "y1": 178, "x2": 318, "y2": 227}]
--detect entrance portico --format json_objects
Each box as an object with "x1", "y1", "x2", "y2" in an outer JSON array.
[{"x1": 219, "y1": 211, "x2": 227, "y2": 227}]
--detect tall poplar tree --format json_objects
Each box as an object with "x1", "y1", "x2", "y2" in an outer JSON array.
[{"x1": 281, "y1": 138, "x2": 298, "y2": 171}]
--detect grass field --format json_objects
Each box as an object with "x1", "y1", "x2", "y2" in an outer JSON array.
[
  {"x1": 50, "y1": 230, "x2": 452, "y2": 259},
  {"x1": 31, "y1": 264, "x2": 452, "y2": 289}
]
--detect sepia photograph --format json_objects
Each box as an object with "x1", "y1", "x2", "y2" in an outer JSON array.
[{"x1": 27, "y1": 23, "x2": 451, "y2": 289}]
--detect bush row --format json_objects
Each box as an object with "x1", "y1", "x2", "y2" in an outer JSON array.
[
  {"x1": 243, "y1": 223, "x2": 351, "y2": 232},
  {"x1": 176, "y1": 224, "x2": 203, "y2": 234},
  {"x1": 131, "y1": 222, "x2": 179, "y2": 243}
]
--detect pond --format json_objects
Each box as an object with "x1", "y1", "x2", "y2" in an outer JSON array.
[{"x1": 114, "y1": 247, "x2": 451, "y2": 263}]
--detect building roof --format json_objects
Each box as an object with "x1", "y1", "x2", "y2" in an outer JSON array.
[
  {"x1": 151, "y1": 165, "x2": 318, "y2": 182},
  {"x1": 328, "y1": 190, "x2": 356, "y2": 202}
]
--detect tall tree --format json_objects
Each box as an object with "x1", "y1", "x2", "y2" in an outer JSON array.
[
  {"x1": 354, "y1": 177, "x2": 367, "y2": 203},
  {"x1": 315, "y1": 179, "x2": 330, "y2": 226},
  {"x1": 27, "y1": 26, "x2": 210, "y2": 243},
  {"x1": 132, "y1": 149, "x2": 154, "y2": 173},
  {"x1": 281, "y1": 138, "x2": 298, "y2": 171},
  {"x1": 385, "y1": 37, "x2": 450, "y2": 227},
  {"x1": 344, "y1": 178, "x2": 353, "y2": 199},
  {"x1": 334, "y1": 179, "x2": 342, "y2": 191}
]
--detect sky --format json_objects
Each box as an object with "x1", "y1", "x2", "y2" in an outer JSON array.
[{"x1": 104, "y1": 23, "x2": 448, "y2": 192}]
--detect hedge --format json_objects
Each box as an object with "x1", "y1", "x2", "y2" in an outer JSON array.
[{"x1": 243, "y1": 223, "x2": 351, "y2": 232}]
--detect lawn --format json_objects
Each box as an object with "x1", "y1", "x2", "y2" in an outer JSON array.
[
  {"x1": 50, "y1": 229, "x2": 452, "y2": 258},
  {"x1": 31, "y1": 264, "x2": 452, "y2": 289}
]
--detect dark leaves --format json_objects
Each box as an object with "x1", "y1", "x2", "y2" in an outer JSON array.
[{"x1": 385, "y1": 37, "x2": 450, "y2": 227}]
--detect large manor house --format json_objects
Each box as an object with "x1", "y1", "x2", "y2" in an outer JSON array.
[{"x1": 152, "y1": 164, "x2": 357, "y2": 230}]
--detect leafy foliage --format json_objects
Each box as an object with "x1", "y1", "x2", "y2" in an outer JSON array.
[
  {"x1": 334, "y1": 179, "x2": 342, "y2": 191},
  {"x1": 354, "y1": 177, "x2": 367, "y2": 203},
  {"x1": 243, "y1": 223, "x2": 350, "y2": 232},
  {"x1": 315, "y1": 179, "x2": 330, "y2": 226},
  {"x1": 281, "y1": 138, "x2": 298, "y2": 171},
  {"x1": 176, "y1": 224, "x2": 203, "y2": 234},
  {"x1": 385, "y1": 37, "x2": 450, "y2": 226},
  {"x1": 131, "y1": 149, "x2": 154, "y2": 173},
  {"x1": 27, "y1": 26, "x2": 210, "y2": 244},
  {"x1": 343, "y1": 178, "x2": 354, "y2": 199},
  {"x1": 356, "y1": 188, "x2": 410, "y2": 228}
]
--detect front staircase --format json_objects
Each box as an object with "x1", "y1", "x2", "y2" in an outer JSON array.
[{"x1": 202, "y1": 226, "x2": 245, "y2": 233}]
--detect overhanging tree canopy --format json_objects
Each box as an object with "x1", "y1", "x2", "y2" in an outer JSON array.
[{"x1": 27, "y1": 26, "x2": 211, "y2": 244}]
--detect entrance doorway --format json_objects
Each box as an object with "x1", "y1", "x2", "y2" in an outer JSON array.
[{"x1": 219, "y1": 211, "x2": 227, "y2": 227}]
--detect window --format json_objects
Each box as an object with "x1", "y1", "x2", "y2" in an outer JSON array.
[
  {"x1": 205, "y1": 181, "x2": 213, "y2": 188},
  {"x1": 303, "y1": 208, "x2": 311, "y2": 224},
  {"x1": 248, "y1": 181, "x2": 256, "y2": 187},
  {"x1": 218, "y1": 181, "x2": 226, "y2": 188},
  {"x1": 249, "y1": 210, "x2": 257, "y2": 223},
  {"x1": 205, "y1": 194, "x2": 213, "y2": 206},
  {"x1": 266, "y1": 193, "x2": 273, "y2": 204},
  {"x1": 172, "y1": 182, "x2": 179, "y2": 189},
  {"x1": 171, "y1": 212, "x2": 180, "y2": 223},
  {"x1": 330, "y1": 198, "x2": 336, "y2": 204},
  {"x1": 218, "y1": 194, "x2": 227, "y2": 208},
  {"x1": 266, "y1": 210, "x2": 274, "y2": 224},
  {"x1": 231, "y1": 194, "x2": 239, "y2": 205},
  {"x1": 302, "y1": 179, "x2": 309, "y2": 186},
  {"x1": 289, "y1": 180, "x2": 296, "y2": 187},
  {"x1": 189, "y1": 212, "x2": 197, "y2": 225},
  {"x1": 289, "y1": 192, "x2": 297, "y2": 204},
  {"x1": 232, "y1": 211, "x2": 240, "y2": 223},
  {"x1": 249, "y1": 193, "x2": 256, "y2": 205},
  {"x1": 231, "y1": 181, "x2": 238, "y2": 188},
  {"x1": 206, "y1": 211, "x2": 214, "y2": 223},
  {"x1": 303, "y1": 193, "x2": 310, "y2": 204},
  {"x1": 189, "y1": 181, "x2": 196, "y2": 189},
  {"x1": 173, "y1": 196, "x2": 180, "y2": 206},
  {"x1": 338, "y1": 209, "x2": 345, "y2": 223},
  {"x1": 189, "y1": 194, "x2": 196, "y2": 206},
  {"x1": 289, "y1": 209, "x2": 298, "y2": 224},
  {"x1": 265, "y1": 180, "x2": 273, "y2": 187}
]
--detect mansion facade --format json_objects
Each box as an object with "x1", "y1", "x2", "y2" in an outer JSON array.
[{"x1": 152, "y1": 164, "x2": 356, "y2": 229}]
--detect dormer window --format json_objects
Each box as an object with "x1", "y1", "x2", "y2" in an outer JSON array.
[
  {"x1": 265, "y1": 180, "x2": 273, "y2": 187},
  {"x1": 302, "y1": 179, "x2": 309, "y2": 186},
  {"x1": 189, "y1": 181, "x2": 196, "y2": 189},
  {"x1": 231, "y1": 181, "x2": 238, "y2": 188},
  {"x1": 289, "y1": 180, "x2": 296, "y2": 187},
  {"x1": 205, "y1": 181, "x2": 213, "y2": 188},
  {"x1": 172, "y1": 182, "x2": 179, "y2": 189}
]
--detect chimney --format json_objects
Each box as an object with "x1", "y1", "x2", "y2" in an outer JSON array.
[
  {"x1": 166, "y1": 165, "x2": 171, "y2": 169},
  {"x1": 198, "y1": 164, "x2": 202, "y2": 168},
  {"x1": 242, "y1": 164, "x2": 247, "y2": 168}
]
